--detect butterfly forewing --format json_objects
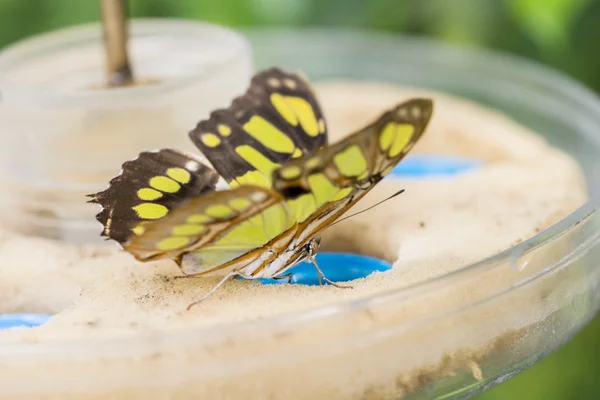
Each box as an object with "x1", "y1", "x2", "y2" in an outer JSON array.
[
  {"x1": 238, "y1": 68, "x2": 328, "y2": 153},
  {"x1": 188, "y1": 67, "x2": 328, "y2": 190},
  {"x1": 271, "y1": 98, "x2": 434, "y2": 246},
  {"x1": 88, "y1": 149, "x2": 219, "y2": 244}
]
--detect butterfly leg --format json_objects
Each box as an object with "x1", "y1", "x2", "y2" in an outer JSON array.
[
  {"x1": 310, "y1": 257, "x2": 353, "y2": 289},
  {"x1": 186, "y1": 270, "x2": 240, "y2": 311}
]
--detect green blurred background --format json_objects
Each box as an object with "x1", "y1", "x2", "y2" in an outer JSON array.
[{"x1": 0, "y1": 1, "x2": 598, "y2": 399}]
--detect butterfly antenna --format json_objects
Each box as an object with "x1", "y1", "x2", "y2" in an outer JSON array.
[{"x1": 326, "y1": 188, "x2": 405, "y2": 229}]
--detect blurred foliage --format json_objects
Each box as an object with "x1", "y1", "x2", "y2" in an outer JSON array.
[
  {"x1": 0, "y1": 1, "x2": 599, "y2": 399},
  {"x1": 0, "y1": 0, "x2": 599, "y2": 91},
  {"x1": 506, "y1": 0, "x2": 592, "y2": 52}
]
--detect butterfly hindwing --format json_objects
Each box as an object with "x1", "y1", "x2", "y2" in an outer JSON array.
[
  {"x1": 88, "y1": 149, "x2": 219, "y2": 244},
  {"x1": 124, "y1": 186, "x2": 297, "y2": 274},
  {"x1": 188, "y1": 67, "x2": 327, "y2": 189},
  {"x1": 176, "y1": 197, "x2": 297, "y2": 276},
  {"x1": 271, "y1": 98, "x2": 434, "y2": 245}
]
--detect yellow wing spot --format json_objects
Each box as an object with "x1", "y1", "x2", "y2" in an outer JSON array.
[
  {"x1": 333, "y1": 145, "x2": 367, "y2": 177},
  {"x1": 166, "y1": 167, "x2": 191, "y2": 184},
  {"x1": 133, "y1": 203, "x2": 168, "y2": 219},
  {"x1": 280, "y1": 165, "x2": 301, "y2": 180},
  {"x1": 201, "y1": 133, "x2": 221, "y2": 147},
  {"x1": 318, "y1": 119, "x2": 326, "y2": 134},
  {"x1": 150, "y1": 176, "x2": 180, "y2": 193},
  {"x1": 137, "y1": 187, "x2": 162, "y2": 201},
  {"x1": 217, "y1": 124, "x2": 232, "y2": 136},
  {"x1": 215, "y1": 219, "x2": 261, "y2": 247},
  {"x1": 243, "y1": 116, "x2": 295, "y2": 154},
  {"x1": 231, "y1": 170, "x2": 270, "y2": 188},
  {"x1": 229, "y1": 198, "x2": 251, "y2": 211},
  {"x1": 249, "y1": 214, "x2": 264, "y2": 228},
  {"x1": 267, "y1": 78, "x2": 281, "y2": 88},
  {"x1": 156, "y1": 237, "x2": 191, "y2": 251},
  {"x1": 132, "y1": 224, "x2": 145, "y2": 235},
  {"x1": 263, "y1": 203, "x2": 293, "y2": 238},
  {"x1": 358, "y1": 170, "x2": 370, "y2": 180},
  {"x1": 287, "y1": 194, "x2": 316, "y2": 222},
  {"x1": 188, "y1": 214, "x2": 212, "y2": 223},
  {"x1": 285, "y1": 96, "x2": 319, "y2": 136},
  {"x1": 271, "y1": 93, "x2": 298, "y2": 126},
  {"x1": 172, "y1": 224, "x2": 206, "y2": 236},
  {"x1": 235, "y1": 145, "x2": 280, "y2": 183},
  {"x1": 307, "y1": 173, "x2": 338, "y2": 206},
  {"x1": 306, "y1": 157, "x2": 320, "y2": 169},
  {"x1": 250, "y1": 190, "x2": 269, "y2": 203},
  {"x1": 205, "y1": 204, "x2": 234, "y2": 219},
  {"x1": 283, "y1": 78, "x2": 297, "y2": 89},
  {"x1": 292, "y1": 148, "x2": 303, "y2": 158},
  {"x1": 379, "y1": 122, "x2": 397, "y2": 151},
  {"x1": 388, "y1": 124, "x2": 415, "y2": 157},
  {"x1": 331, "y1": 187, "x2": 354, "y2": 201}
]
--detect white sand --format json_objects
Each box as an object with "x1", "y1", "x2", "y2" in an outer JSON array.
[{"x1": 0, "y1": 82, "x2": 587, "y2": 399}]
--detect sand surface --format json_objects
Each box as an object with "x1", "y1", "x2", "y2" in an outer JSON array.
[{"x1": 0, "y1": 81, "x2": 588, "y2": 399}]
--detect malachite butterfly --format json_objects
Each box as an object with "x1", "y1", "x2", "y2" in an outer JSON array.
[{"x1": 88, "y1": 67, "x2": 434, "y2": 309}]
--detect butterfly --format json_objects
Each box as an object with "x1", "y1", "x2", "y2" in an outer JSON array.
[{"x1": 88, "y1": 67, "x2": 433, "y2": 309}]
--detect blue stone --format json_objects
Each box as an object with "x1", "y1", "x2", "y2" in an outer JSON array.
[
  {"x1": 0, "y1": 313, "x2": 51, "y2": 330},
  {"x1": 240, "y1": 252, "x2": 392, "y2": 286},
  {"x1": 388, "y1": 154, "x2": 481, "y2": 178}
]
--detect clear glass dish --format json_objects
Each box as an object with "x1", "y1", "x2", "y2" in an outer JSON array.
[
  {"x1": 1, "y1": 24, "x2": 599, "y2": 400},
  {"x1": 0, "y1": 19, "x2": 251, "y2": 243}
]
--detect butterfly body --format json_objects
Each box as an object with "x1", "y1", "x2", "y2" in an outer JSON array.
[{"x1": 88, "y1": 67, "x2": 433, "y2": 306}]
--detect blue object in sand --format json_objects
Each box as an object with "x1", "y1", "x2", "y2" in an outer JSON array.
[
  {"x1": 242, "y1": 252, "x2": 392, "y2": 286},
  {"x1": 388, "y1": 154, "x2": 481, "y2": 178},
  {"x1": 0, "y1": 313, "x2": 51, "y2": 330}
]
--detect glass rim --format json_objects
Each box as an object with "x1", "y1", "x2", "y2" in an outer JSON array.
[{"x1": 1, "y1": 25, "x2": 599, "y2": 356}]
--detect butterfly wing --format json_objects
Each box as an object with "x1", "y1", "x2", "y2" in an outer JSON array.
[
  {"x1": 271, "y1": 98, "x2": 434, "y2": 246},
  {"x1": 188, "y1": 67, "x2": 327, "y2": 189},
  {"x1": 89, "y1": 148, "x2": 297, "y2": 276},
  {"x1": 88, "y1": 149, "x2": 219, "y2": 244},
  {"x1": 123, "y1": 185, "x2": 296, "y2": 276}
]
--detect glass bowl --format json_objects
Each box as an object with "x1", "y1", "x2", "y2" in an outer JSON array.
[
  {"x1": 0, "y1": 19, "x2": 251, "y2": 243},
  {"x1": 0, "y1": 24, "x2": 599, "y2": 400}
]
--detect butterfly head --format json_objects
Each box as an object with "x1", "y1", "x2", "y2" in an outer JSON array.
[{"x1": 306, "y1": 237, "x2": 321, "y2": 262}]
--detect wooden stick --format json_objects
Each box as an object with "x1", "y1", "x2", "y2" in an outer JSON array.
[{"x1": 100, "y1": 0, "x2": 134, "y2": 87}]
